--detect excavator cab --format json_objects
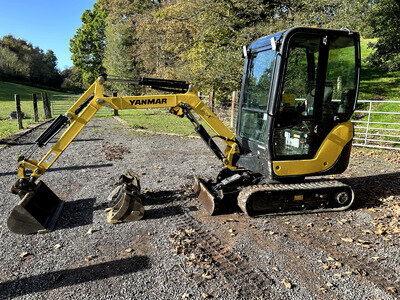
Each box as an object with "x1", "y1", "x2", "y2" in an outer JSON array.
[
  {"x1": 196, "y1": 27, "x2": 361, "y2": 216},
  {"x1": 236, "y1": 27, "x2": 360, "y2": 179}
]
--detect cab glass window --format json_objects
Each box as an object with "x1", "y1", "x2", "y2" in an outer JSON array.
[
  {"x1": 323, "y1": 36, "x2": 357, "y2": 118},
  {"x1": 239, "y1": 49, "x2": 275, "y2": 143},
  {"x1": 274, "y1": 34, "x2": 321, "y2": 158}
]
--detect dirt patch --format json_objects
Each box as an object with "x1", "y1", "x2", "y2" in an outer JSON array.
[{"x1": 102, "y1": 142, "x2": 131, "y2": 161}]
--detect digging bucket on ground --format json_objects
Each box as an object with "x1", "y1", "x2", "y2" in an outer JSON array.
[{"x1": 7, "y1": 181, "x2": 64, "y2": 234}]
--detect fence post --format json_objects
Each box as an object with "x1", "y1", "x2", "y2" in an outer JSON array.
[
  {"x1": 230, "y1": 91, "x2": 238, "y2": 128},
  {"x1": 42, "y1": 92, "x2": 52, "y2": 119},
  {"x1": 364, "y1": 101, "x2": 372, "y2": 145},
  {"x1": 209, "y1": 91, "x2": 214, "y2": 112},
  {"x1": 113, "y1": 92, "x2": 119, "y2": 116},
  {"x1": 32, "y1": 93, "x2": 39, "y2": 122},
  {"x1": 15, "y1": 94, "x2": 23, "y2": 129},
  {"x1": 45, "y1": 93, "x2": 52, "y2": 118}
]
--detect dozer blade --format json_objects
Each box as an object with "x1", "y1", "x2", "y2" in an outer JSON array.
[
  {"x1": 106, "y1": 170, "x2": 144, "y2": 223},
  {"x1": 7, "y1": 181, "x2": 64, "y2": 234},
  {"x1": 193, "y1": 176, "x2": 232, "y2": 215},
  {"x1": 193, "y1": 177, "x2": 217, "y2": 215}
]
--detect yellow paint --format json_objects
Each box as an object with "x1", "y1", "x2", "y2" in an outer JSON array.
[
  {"x1": 294, "y1": 195, "x2": 303, "y2": 201},
  {"x1": 273, "y1": 121, "x2": 353, "y2": 176},
  {"x1": 282, "y1": 94, "x2": 296, "y2": 106}
]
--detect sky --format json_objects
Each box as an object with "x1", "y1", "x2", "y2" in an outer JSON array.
[{"x1": 0, "y1": 0, "x2": 97, "y2": 70}]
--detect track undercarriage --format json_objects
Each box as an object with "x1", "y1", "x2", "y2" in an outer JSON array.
[{"x1": 194, "y1": 169, "x2": 354, "y2": 217}]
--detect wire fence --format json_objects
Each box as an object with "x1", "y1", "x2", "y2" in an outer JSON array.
[
  {"x1": 352, "y1": 100, "x2": 400, "y2": 150},
  {"x1": 50, "y1": 94, "x2": 113, "y2": 116}
]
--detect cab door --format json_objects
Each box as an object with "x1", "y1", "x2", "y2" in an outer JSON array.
[{"x1": 236, "y1": 47, "x2": 277, "y2": 173}]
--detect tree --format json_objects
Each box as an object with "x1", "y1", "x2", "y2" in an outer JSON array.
[
  {"x1": 102, "y1": 0, "x2": 154, "y2": 94},
  {"x1": 70, "y1": 2, "x2": 108, "y2": 85},
  {"x1": 276, "y1": 0, "x2": 372, "y2": 32},
  {"x1": 0, "y1": 46, "x2": 29, "y2": 79},
  {"x1": 99, "y1": 0, "x2": 372, "y2": 100},
  {"x1": 60, "y1": 66, "x2": 84, "y2": 93},
  {"x1": 0, "y1": 35, "x2": 60, "y2": 86},
  {"x1": 148, "y1": 0, "x2": 278, "y2": 97},
  {"x1": 367, "y1": 0, "x2": 400, "y2": 71}
]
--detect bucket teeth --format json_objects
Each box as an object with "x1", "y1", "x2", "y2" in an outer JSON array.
[{"x1": 106, "y1": 170, "x2": 144, "y2": 223}]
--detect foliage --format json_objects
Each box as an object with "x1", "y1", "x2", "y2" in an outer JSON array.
[
  {"x1": 70, "y1": 2, "x2": 108, "y2": 85},
  {"x1": 367, "y1": 0, "x2": 400, "y2": 71},
  {"x1": 0, "y1": 35, "x2": 61, "y2": 87},
  {"x1": 276, "y1": 0, "x2": 372, "y2": 33},
  {"x1": 95, "y1": 0, "x2": 373, "y2": 102},
  {"x1": 60, "y1": 67, "x2": 84, "y2": 93},
  {"x1": 102, "y1": 0, "x2": 153, "y2": 95}
]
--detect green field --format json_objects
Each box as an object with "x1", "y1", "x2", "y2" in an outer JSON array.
[
  {"x1": 359, "y1": 39, "x2": 400, "y2": 101},
  {"x1": 117, "y1": 109, "x2": 204, "y2": 136},
  {"x1": 0, "y1": 81, "x2": 65, "y2": 100},
  {"x1": 0, "y1": 81, "x2": 71, "y2": 138}
]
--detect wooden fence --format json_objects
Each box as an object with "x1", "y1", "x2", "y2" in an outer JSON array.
[{"x1": 11, "y1": 92, "x2": 52, "y2": 130}]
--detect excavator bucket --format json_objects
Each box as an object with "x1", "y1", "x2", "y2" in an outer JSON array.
[
  {"x1": 106, "y1": 170, "x2": 144, "y2": 223},
  {"x1": 7, "y1": 181, "x2": 64, "y2": 234}
]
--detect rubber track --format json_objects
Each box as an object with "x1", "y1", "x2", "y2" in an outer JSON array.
[
  {"x1": 238, "y1": 180, "x2": 355, "y2": 216},
  {"x1": 176, "y1": 207, "x2": 273, "y2": 298}
]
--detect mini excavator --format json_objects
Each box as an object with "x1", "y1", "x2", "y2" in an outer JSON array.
[{"x1": 8, "y1": 27, "x2": 361, "y2": 234}]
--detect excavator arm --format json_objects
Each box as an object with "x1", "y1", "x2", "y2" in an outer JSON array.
[
  {"x1": 16, "y1": 76, "x2": 239, "y2": 181},
  {"x1": 8, "y1": 76, "x2": 239, "y2": 234}
]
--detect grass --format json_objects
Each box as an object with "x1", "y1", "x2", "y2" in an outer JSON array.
[
  {"x1": 359, "y1": 38, "x2": 400, "y2": 101},
  {"x1": 117, "y1": 109, "x2": 200, "y2": 136},
  {"x1": 0, "y1": 81, "x2": 73, "y2": 138},
  {"x1": 0, "y1": 81, "x2": 66, "y2": 100}
]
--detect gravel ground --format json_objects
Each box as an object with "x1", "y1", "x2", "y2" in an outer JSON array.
[{"x1": 0, "y1": 117, "x2": 399, "y2": 299}]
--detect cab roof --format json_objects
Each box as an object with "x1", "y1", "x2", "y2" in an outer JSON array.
[{"x1": 248, "y1": 27, "x2": 359, "y2": 52}]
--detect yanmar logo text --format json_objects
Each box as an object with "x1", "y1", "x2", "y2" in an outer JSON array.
[{"x1": 129, "y1": 99, "x2": 167, "y2": 105}]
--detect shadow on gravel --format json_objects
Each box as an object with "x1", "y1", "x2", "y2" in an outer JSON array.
[
  {"x1": 55, "y1": 198, "x2": 100, "y2": 230},
  {"x1": 0, "y1": 256, "x2": 150, "y2": 299},
  {"x1": 341, "y1": 171, "x2": 400, "y2": 208},
  {"x1": 145, "y1": 205, "x2": 184, "y2": 220},
  {"x1": 143, "y1": 190, "x2": 187, "y2": 206},
  {"x1": 0, "y1": 138, "x2": 104, "y2": 146},
  {"x1": 0, "y1": 163, "x2": 113, "y2": 177},
  {"x1": 142, "y1": 190, "x2": 188, "y2": 220}
]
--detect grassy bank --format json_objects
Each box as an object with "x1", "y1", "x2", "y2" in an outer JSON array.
[
  {"x1": 359, "y1": 38, "x2": 400, "y2": 101},
  {"x1": 0, "y1": 81, "x2": 70, "y2": 138},
  {"x1": 0, "y1": 81, "x2": 65, "y2": 100}
]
